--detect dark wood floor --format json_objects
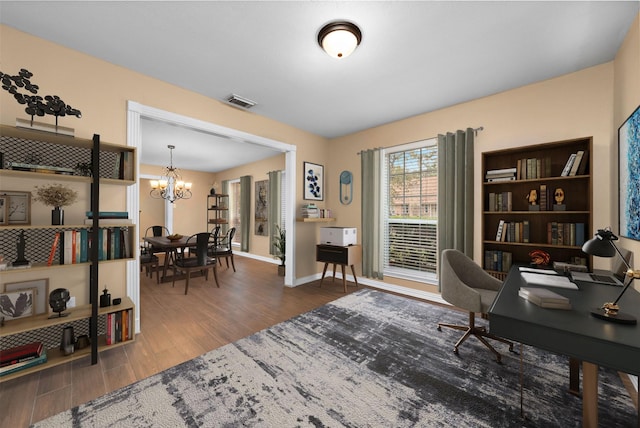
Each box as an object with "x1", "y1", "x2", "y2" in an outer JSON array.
[{"x1": 0, "y1": 257, "x2": 360, "y2": 427}]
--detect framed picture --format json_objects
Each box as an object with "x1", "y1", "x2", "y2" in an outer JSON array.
[
  {"x1": 255, "y1": 179, "x2": 268, "y2": 236},
  {"x1": 619, "y1": 104, "x2": 640, "y2": 241},
  {"x1": 303, "y1": 161, "x2": 324, "y2": 201},
  {"x1": 5, "y1": 279, "x2": 49, "y2": 315},
  {"x1": 1, "y1": 191, "x2": 31, "y2": 225},
  {"x1": 0, "y1": 195, "x2": 7, "y2": 226},
  {"x1": 0, "y1": 289, "x2": 35, "y2": 321}
]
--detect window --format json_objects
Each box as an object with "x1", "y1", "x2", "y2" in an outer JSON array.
[
  {"x1": 384, "y1": 139, "x2": 438, "y2": 281},
  {"x1": 228, "y1": 179, "x2": 241, "y2": 244}
]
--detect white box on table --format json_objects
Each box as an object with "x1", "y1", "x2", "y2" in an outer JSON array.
[{"x1": 320, "y1": 227, "x2": 357, "y2": 246}]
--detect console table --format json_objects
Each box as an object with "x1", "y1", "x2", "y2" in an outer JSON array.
[
  {"x1": 316, "y1": 244, "x2": 361, "y2": 292},
  {"x1": 489, "y1": 265, "x2": 640, "y2": 427}
]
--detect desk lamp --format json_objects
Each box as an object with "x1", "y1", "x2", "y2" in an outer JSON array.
[{"x1": 582, "y1": 228, "x2": 640, "y2": 325}]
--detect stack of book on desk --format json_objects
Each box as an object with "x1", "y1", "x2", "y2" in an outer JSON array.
[
  {"x1": 0, "y1": 341, "x2": 48, "y2": 376},
  {"x1": 518, "y1": 287, "x2": 572, "y2": 310}
]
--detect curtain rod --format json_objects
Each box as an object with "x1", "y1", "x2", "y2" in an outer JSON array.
[{"x1": 356, "y1": 126, "x2": 484, "y2": 155}]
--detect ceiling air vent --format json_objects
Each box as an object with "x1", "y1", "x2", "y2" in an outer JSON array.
[{"x1": 226, "y1": 94, "x2": 257, "y2": 109}]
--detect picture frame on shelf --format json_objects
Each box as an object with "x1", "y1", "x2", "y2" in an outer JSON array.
[
  {"x1": 618, "y1": 104, "x2": 640, "y2": 241},
  {"x1": 5, "y1": 279, "x2": 49, "y2": 315},
  {"x1": 0, "y1": 191, "x2": 31, "y2": 225},
  {"x1": 0, "y1": 289, "x2": 35, "y2": 321},
  {"x1": 0, "y1": 195, "x2": 7, "y2": 225},
  {"x1": 303, "y1": 161, "x2": 324, "y2": 201}
]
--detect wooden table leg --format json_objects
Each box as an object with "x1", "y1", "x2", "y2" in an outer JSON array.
[
  {"x1": 332, "y1": 263, "x2": 337, "y2": 282},
  {"x1": 582, "y1": 361, "x2": 598, "y2": 428},
  {"x1": 341, "y1": 264, "x2": 347, "y2": 292},
  {"x1": 320, "y1": 262, "x2": 329, "y2": 287},
  {"x1": 350, "y1": 264, "x2": 358, "y2": 287},
  {"x1": 569, "y1": 357, "x2": 580, "y2": 396}
]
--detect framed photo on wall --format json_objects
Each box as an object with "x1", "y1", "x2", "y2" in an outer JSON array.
[
  {"x1": 0, "y1": 289, "x2": 35, "y2": 321},
  {"x1": 618, "y1": 104, "x2": 640, "y2": 241},
  {"x1": 1, "y1": 190, "x2": 31, "y2": 225},
  {"x1": 255, "y1": 179, "x2": 268, "y2": 236},
  {"x1": 303, "y1": 161, "x2": 324, "y2": 201},
  {"x1": 5, "y1": 279, "x2": 49, "y2": 315}
]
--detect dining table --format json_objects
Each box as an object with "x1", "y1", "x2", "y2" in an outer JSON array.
[{"x1": 142, "y1": 235, "x2": 192, "y2": 282}]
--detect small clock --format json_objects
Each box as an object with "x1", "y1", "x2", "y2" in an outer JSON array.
[{"x1": 4, "y1": 191, "x2": 31, "y2": 225}]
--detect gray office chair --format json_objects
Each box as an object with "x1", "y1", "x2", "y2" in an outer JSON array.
[{"x1": 437, "y1": 249, "x2": 514, "y2": 362}]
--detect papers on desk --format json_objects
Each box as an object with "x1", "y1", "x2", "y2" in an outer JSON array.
[
  {"x1": 520, "y1": 272, "x2": 578, "y2": 289},
  {"x1": 518, "y1": 267, "x2": 559, "y2": 275}
]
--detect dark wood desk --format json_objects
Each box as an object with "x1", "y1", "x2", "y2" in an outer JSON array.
[
  {"x1": 143, "y1": 236, "x2": 190, "y2": 282},
  {"x1": 316, "y1": 244, "x2": 361, "y2": 292},
  {"x1": 489, "y1": 265, "x2": 640, "y2": 427}
]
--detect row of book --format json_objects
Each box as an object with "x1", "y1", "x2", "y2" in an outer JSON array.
[
  {"x1": 547, "y1": 222, "x2": 586, "y2": 247},
  {"x1": 106, "y1": 309, "x2": 134, "y2": 345},
  {"x1": 495, "y1": 219, "x2": 530, "y2": 243},
  {"x1": 485, "y1": 167, "x2": 516, "y2": 182},
  {"x1": 560, "y1": 150, "x2": 589, "y2": 177},
  {"x1": 487, "y1": 191, "x2": 512, "y2": 212},
  {"x1": 517, "y1": 157, "x2": 552, "y2": 180},
  {"x1": 519, "y1": 286, "x2": 571, "y2": 310},
  {"x1": 484, "y1": 250, "x2": 513, "y2": 273},
  {"x1": 47, "y1": 227, "x2": 132, "y2": 266},
  {"x1": 0, "y1": 341, "x2": 47, "y2": 377},
  {"x1": 300, "y1": 203, "x2": 320, "y2": 218}
]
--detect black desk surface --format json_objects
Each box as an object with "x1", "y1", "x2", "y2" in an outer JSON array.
[{"x1": 489, "y1": 265, "x2": 640, "y2": 375}]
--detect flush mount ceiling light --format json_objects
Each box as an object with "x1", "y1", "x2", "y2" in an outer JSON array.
[{"x1": 318, "y1": 21, "x2": 362, "y2": 59}]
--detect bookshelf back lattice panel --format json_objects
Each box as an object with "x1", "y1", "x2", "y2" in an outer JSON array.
[{"x1": 0, "y1": 135, "x2": 119, "y2": 178}]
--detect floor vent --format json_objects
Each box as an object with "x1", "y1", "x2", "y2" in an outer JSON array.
[{"x1": 226, "y1": 94, "x2": 257, "y2": 109}]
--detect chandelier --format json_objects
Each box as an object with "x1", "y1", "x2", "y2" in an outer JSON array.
[{"x1": 149, "y1": 145, "x2": 192, "y2": 203}]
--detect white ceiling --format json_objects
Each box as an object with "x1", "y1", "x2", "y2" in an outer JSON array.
[{"x1": 1, "y1": 1, "x2": 638, "y2": 172}]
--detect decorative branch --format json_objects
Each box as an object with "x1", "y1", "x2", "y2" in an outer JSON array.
[{"x1": 0, "y1": 68, "x2": 82, "y2": 127}]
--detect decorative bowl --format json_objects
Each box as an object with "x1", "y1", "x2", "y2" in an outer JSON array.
[{"x1": 167, "y1": 234, "x2": 183, "y2": 241}]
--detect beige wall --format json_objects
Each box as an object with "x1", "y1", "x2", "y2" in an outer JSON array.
[
  {"x1": 614, "y1": 14, "x2": 640, "y2": 291},
  {"x1": 1, "y1": 14, "x2": 639, "y2": 296}
]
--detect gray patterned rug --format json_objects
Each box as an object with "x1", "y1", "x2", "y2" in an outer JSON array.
[{"x1": 33, "y1": 289, "x2": 636, "y2": 427}]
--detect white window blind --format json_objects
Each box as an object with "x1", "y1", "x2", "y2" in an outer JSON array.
[{"x1": 383, "y1": 139, "x2": 438, "y2": 281}]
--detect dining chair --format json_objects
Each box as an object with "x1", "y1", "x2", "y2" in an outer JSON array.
[
  {"x1": 172, "y1": 232, "x2": 219, "y2": 294},
  {"x1": 209, "y1": 227, "x2": 236, "y2": 272},
  {"x1": 139, "y1": 225, "x2": 169, "y2": 283}
]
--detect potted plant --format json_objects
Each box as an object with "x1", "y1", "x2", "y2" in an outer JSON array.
[
  {"x1": 273, "y1": 224, "x2": 286, "y2": 276},
  {"x1": 33, "y1": 183, "x2": 78, "y2": 225}
]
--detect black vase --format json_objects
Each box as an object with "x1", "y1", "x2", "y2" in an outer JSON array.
[{"x1": 52, "y1": 207, "x2": 64, "y2": 225}]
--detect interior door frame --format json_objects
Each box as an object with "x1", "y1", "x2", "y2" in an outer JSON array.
[{"x1": 126, "y1": 101, "x2": 297, "y2": 334}]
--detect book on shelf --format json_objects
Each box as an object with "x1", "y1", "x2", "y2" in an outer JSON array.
[
  {"x1": 561, "y1": 153, "x2": 577, "y2": 176},
  {"x1": 301, "y1": 204, "x2": 320, "y2": 218},
  {"x1": 0, "y1": 349, "x2": 47, "y2": 376},
  {"x1": 485, "y1": 167, "x2": 517, "y2": 176},
  {"x1": 518, "y1": 287, "x2": 572, "y2": 310},
  {"x1": 84, "y1": 218, "x2": 133, "y2": 225},
  {"x1": 86, "y1": 211, "x2": 129, "y2": 219},
  {"x1": 47, "y1": 232, "x2": 60, "y2": 266},
  {"x1": 0, "y1": 342, "x2": 43, "y2": 367},
  {"x1": 568, "y1": 150, "x2": 585, "y2": 176},
  {"x1": 495, "y1": 219, "x2": 505, "y2": 241},
  {"x1": 484, "y1": 250, "x2": 512, "y2": 273},
  {"x1": 576, "y1": 150, "x2": 589, "y2": 175}
]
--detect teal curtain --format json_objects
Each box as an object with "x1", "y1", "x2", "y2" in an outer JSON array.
[
  {"x1": 361, "y1": 148, "x2": 384, "y2": 279},
  {"x1": 240, "y1": 175, "x2": 251, "y2": 252},
  {"x1": 268, "y1": 170, "x2": 282, "y2": 255},
  {"x1": 437, "y1": 128, "x2": 474, "y2": 289}
]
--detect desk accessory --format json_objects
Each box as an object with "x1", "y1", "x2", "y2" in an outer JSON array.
[{"x1": 582, "y1": 228, "x2": 640, "y2": 324}]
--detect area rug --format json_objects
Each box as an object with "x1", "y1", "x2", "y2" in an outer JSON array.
[{"x1": 33, "y1": 289, "x2": 636, "y2": 427}]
